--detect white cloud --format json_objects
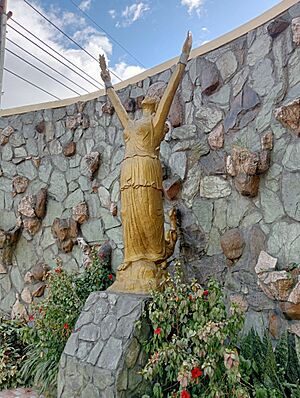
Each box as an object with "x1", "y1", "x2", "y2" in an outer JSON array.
[
  {"x1": 108, "y1": 9, "x2": 116, "y2": 19},
  {"x1": 3, "y1": 0, "x2": 144, "y2": 109},
  {"x1": 111, "y1": 61, "x2": 145, "y2": 81},
  {"x1": 201, "y1": 27, "x2": 209, "y2": 33},
  {"x1": 181, "y1": 0, "x2": 205, "y2": 15},
  {"x1": 79, "y1": 0, "x2": 92, "y2": 11},
  {"x1": 116, "y1": 2, "x2": 150, "y2": 28}
]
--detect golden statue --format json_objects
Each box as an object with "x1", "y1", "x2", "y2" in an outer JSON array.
[{"x1": 99, "y1": 32, "x2": 192, "y2": 294}]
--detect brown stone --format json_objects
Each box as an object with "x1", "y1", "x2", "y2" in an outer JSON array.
[
  {"x1": 77, "y1": 101, "x2": 85, "y2": 113},
  {"x1": 267, "y1": 18, "x2": 289, "y2": 38},
  {"x1": 35, "y1": 121, "x2": 45, "y2": 134},
  {"x1": 220, "y1": 228, "x2": 245, "y2": 260},
  {"x1": 258, "y1": 271, "x2": 294, "y2": 301},
  {"x1": 84, "y1": 152, "x2": 100, "y2": 176},
  {"x1": 230, "y1": 294, "x2": 248, "y2": 313},
  {"x1": 24, "y1": 271, "x2": 34, "y2": 284},
  {"x1": 136, "y1": 96, "x2": 145, "y2": 109},
  {"x1": 0, "y1": 126, "x2": 14, "y2": 146},
  {"x1": 52, "y1": 218, "x2": 78, "y2": 253},
  {"x1": 274, "y1": 99, "x2": 300, "y2": 136},
  {"x1": 102, "y1": 102, "x2": 114, "y2": 115},
  {"x1": 35, "y1": 188, "x2": 47, "y2": 219},
  {"x1": 292, "y1": 17, "x2": 300, "y2": 46},
  {"x1": 66, "y1": 116, "x2": 79, "y2": 130},
  {"x1": 72, "y1": 201, "x2": 89, "y2": 224},
  {"x1": 13, "y1": 176, "x2": 29, "y2": 194},
  {"x1": 32, "y1": 282, "x2": 46, "y2": 298},
  {"x1": 63, "y1": 142, "x2": 76, "y2": 157},
  {"x1": 163, "y1": 176, "x2": 182, "y2": 200},
  {"x1": 288, "y1": 323, "x2": 300, "y2": 337},
  {"x1": 261, "y1": 131, "x2": 274, "y2": 150},
  {"x1": 231, "y1": 147, "x2": 258, "y2": 175},
  {"x1": 31, "y1": 263, "x2": 50, "y2": 281},
  {"x1": 80, "y1": 114, "x2": 90, "y2": 130},
  {"x1": 200, "y1": 59, "x2": 220, "y2": 95},
  {"x1": 32, "y1": 157, "x2": 41, "y2": 168},
  {"x1": 110, "y1": 203, "x2": 118, "y2": 216},
  {"x1": 257, "y1": 150, "x2": 271, "y2": 174},
  {"x1": 0, "y1": 224, "x2": 22, "y2": 270},
  {"x1": 18, "y1": 195, "x2": 36, "y2": 217},
  {"x1": 288, "y1": 281, "x2": 300, "y2": 304},
  {"x1": 124, "y1": 98, "x2": 136, "y2": 112},
  {"x1": 23, "y1": 217, "x2": 41, "y2": 236},
  {"x1": 268, "y1": 311, "x2": 282, "y2": 339},
  {"x1": 226, "y1": 155, "x2": 236, "y2": 177},
  {"x1": 280, "y1": 302, "x2": 300, "y2": 320},
  {"x1": 11, "y1": 294, "x2": 27, "y2": 319},
  {"x1": 208, "y1": 124, "x2": 224, "y2": 150},
  {"x1": 234, "y1": 173, "x2": 260, "y2": 197},
  {"x1": 21, "y1": 287, "x2": 32, "y2": 304}
]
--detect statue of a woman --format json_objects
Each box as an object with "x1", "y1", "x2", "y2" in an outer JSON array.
[{"x1": 99, "y1": 32, "x2": 192, "y2": 293}]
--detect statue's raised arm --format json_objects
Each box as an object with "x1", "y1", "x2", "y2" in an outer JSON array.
[
  {"x1": 153, "y1": 31, "x2": 192, "y2": 135},
  {"x1": 99, "y1": 54, "x2": 129, "y2": 129}
]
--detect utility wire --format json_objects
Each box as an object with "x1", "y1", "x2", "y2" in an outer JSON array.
[
  {"x1": 23, "y1": 0, "x2": 122, "y2": 82},
  {"x1": 8, "y1": 21, "x2": 101, "y2": 90},
  {"x1": 70, "y1": 0, "x2": 146, "y2": 69},
  {"x1": 7, "y1": 37, "x2": 89, "y2": 94},
  {"x1": 6, "y1": 48, "x2": 82, "y2": 96},
  {"x1": 4, "y1": 67, "x2": 61, "y2": 100}
]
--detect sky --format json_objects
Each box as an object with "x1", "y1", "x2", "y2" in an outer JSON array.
[{"x1": 2, "y1": 0, "x2": 281, "y2": 109}]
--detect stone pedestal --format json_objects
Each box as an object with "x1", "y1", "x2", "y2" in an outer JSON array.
[{"x1": 57, "y1": 292, "x2": 150, "y2": 398}]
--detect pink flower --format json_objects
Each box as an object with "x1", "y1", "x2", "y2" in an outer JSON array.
[{"x1": 28, "y1": 314, "x2": 34, "y2": 321}]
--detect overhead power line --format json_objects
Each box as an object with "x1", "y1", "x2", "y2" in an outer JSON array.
[
  {"x1": 23, "y1": 0, "x2": 122, "y2": 82},
  {"x1": 7, "y1": 37, "x2": 89, "y2": 94},
  {"x1": 8, "y1": 21, "x2": 101, "y2": 90},
  {"x1": 6, "y1": 47, "x2": 82, "y2": 96},
  {"x1": 70, "y1": 0, "x2": 146, "y2": 69},
  {"x1": 4, "y1": 67, "x2": 61, "y2": 100}
]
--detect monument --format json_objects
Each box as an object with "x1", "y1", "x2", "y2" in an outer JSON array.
[{"x1": 99, "y1": 32, "x2": 192, "y2": 294}]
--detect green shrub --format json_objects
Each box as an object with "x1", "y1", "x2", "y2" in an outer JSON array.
[
  {"x1": 141, "y1": 262, "x2": 247, "y2": 398},
  {"x1": 0, "y1": 318, "x2": 29, "y2": 390},
  {"x1": 239, "y1": 329, "x2": 300, "y2": 397},
  {"x1": 20, "y1": 249, "x2": 113, "y2": 396}
]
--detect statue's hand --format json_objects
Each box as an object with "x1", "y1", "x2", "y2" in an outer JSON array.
[
  {"x1": 99, "y1": 54, "x2": 111, "y2": 84},
  {"x1": 182, "y1": 31, "x2": 192, "y2": 56}
]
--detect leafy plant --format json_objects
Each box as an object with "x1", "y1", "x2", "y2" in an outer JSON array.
[
  {"x1": 239, "y1": 329, "x2": 300, "y2": 397},
  {"x1": 0, "y1": 318, "x2": 29, "y2": 390},
  {"x1": 141, "y1": 262, "x2": 247, "y2": 398},
  {"x1": 20, "y1": 249, "x2": 113, "y2": 396}
]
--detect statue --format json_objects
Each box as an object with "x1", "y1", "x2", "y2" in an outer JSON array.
[{"x1": 99, "y1": 32, "x2": 192, "y2": 293}]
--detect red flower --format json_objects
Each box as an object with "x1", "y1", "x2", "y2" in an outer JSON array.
[
  {"x1": 191, "y1": 367, "x2": 202, "y2": 379},
  {"x1": 203, "y1": 290, "x2": 209, "y2": 296},
  {"x1": 108, "y1": 274, "x2": 113, "y2": 280},
  {"x1": 154, "y1": 327, "x2": 161, "y2": 335},
  {"x1": 63, "y1": 323, "x2": 69, "y2": 330},
  {"x1": 28, "y1": 314, "x2": 34, "y2": 321},
  {"x1": 54, "y1": 267, "x2": 62, "y2": 274},
  {"x1": 180, "y1": 390, "x2": 190, "y2": 398}
]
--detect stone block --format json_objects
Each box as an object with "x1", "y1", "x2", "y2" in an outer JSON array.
[
  {"x1": 267, "y1": 17, "x2": 290, "y2": 38},
  {"x1": 255, "y1": 251, "x2": 277, "y2": 274},
  {"x1": 163, "y1": 175, "x2": 182, "y2": 200},
  {"x1": 220, "y1": 229, "x2": 245, "y2": 260}
]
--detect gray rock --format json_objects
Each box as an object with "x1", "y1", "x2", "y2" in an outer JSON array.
[
  {"x1": 195, "y1": 106, "x2": 223, "y2": 133},
  {"x1": 247, "y1": 34, "x2": 272, "y2": 66},
  {"x1": 216, "y1": 51, "x2": 238, "y2": 81},
  {"x1": 260, "y1": 188, "x2": 285, "y2": 224},
  {"x1": 81, "y1": 220, "x2": 104, "y2": 243},
  {"x1": 171, "y1": 125, "x2": 196, "y2": 140},
  {"x1": 64, "y1": 333, "x2": 79, "y2": 356},
  {"x1": 282, "y1": 172, "x2": 300, "y2": 221},
  {"x1": 49, "y1": 170, "x2": 68, "y2": 201},
  {"x1": 282, "y1": 141, "x2": 300, "y2": 171},
  {"x1": 251, "y1": 58, "x2": 274, "y2": 96},
  {"x1": 193, "y1": 198, "x2": 213, "y2": 233},
  {"x1": 65, "y1": 189, "x2": 84, "y2": 209},
  {"x1": 97, "y1": 337, "x2": 123, "y2": 370},
  {"x1": 200, "y1": 176, "x2": 231, "y2": 198},
  {"x1": 100, "y1": 315, "x2": 117, "y2": 340},
  {"x1": 169, "y1": 152, "x2": 187, "y2": 180},
  {"x1": 79, "y1": 324, "x2": 100, "y2": 342},
  {"x1": 16, "y1": 160, "x2": 37, "y2": 180}
]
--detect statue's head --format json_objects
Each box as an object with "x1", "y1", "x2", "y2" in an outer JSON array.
[{"x1": 141, "y1": 96, "x2": 159, "y2": 114}]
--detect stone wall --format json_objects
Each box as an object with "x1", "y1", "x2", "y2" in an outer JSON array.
[{"x1": 1, "y1": 2, "x2": 300, "y2": 336}]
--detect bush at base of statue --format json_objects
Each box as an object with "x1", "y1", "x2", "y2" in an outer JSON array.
[
  {"x1": 19, "y1": 248, "x2": 113, "y2": 397},
  {"x1": 140, "y1": 261, "x2": 248, "y2": 398}
]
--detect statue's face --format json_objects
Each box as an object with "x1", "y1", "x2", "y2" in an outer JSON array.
[
  {"x1": 141, "y1": 97, "x2": 157, "y2": 114},
  {"x1": 292, "y1": 17, "x2": 300, "y2": 45}
]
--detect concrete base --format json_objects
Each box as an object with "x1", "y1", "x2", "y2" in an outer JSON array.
[{"x1": 57, "y1": 291, "x2": 150, "y2": 398}]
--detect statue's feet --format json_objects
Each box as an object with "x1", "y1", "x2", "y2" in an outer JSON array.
[{"x1": 107, "y1": 260, "x2": 167, "y2": 294}]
